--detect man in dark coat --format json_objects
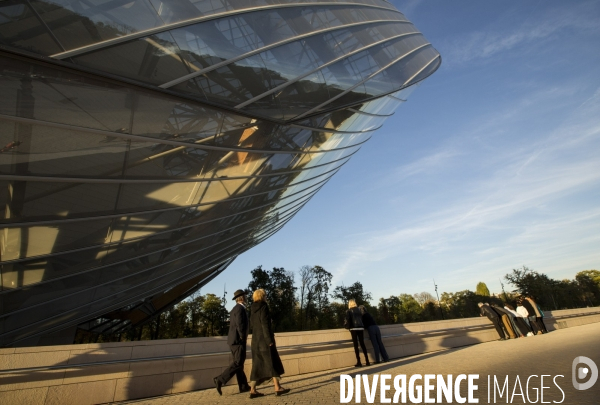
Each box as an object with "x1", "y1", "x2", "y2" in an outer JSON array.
[
  {"x1": 492, "y1": 304, "x2": 522, "y2": 338},
  {"x1": 520, "y1": 297, "x2": 544, "y2": 334},
  {"x1": 478, "y1": 302, "x2": 506, "y2": 340},
  {"x1": 214, "y1": 289, "x2": 251, "y2": 395},
  {"x1": 525, "y1": 296, "x2": 548, "y2": 333}
]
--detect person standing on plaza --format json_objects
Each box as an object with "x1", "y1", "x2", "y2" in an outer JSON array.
[
  {"x1": 478, "y1": 302, "x2": 506, "y2": 340},
  {"x1": 491, "y1": 304, "x2": 516, "y2": 339},
  {"x1": 505, "y1": 304, "x2": 534, "y2": 336},
  {"x1": 493, "y1": 304, "x2": 524, "y2": 338},
  {"x1": 526, "y1": 296, "x2": 548, "y2": 333},
  {"x1": 345, "y1": 299, "x2": 370, "y2": 367},
  {"x1": 248, "y1": 289, "x2": 290, "y2": 398},
  {"x1": 359, "y1": 305, "x2": 389, "y2": 363},
  {"x1": 214, "y1": 289, "x2": 251, "y2": 395},
  {"x1": 516, "y1": 298, "x2": 538, "y2": 334},
  {"x1": 520, "y1": 297, "x2": 543, "y2": 335}
]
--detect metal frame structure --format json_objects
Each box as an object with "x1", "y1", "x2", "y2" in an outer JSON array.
[{"x1": 0, "y1": 0, "x2": 440, "y2": 347}]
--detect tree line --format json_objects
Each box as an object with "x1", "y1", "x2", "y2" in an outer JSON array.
[{"x1": 86, "y1": 266, "x2": 600, "y2": 342}]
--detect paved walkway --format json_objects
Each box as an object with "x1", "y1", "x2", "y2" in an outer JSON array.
[{"x1": 117, "y1": 322, "x2": 600, "y2": 404}]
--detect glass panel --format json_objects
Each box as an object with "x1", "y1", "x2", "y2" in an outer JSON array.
[
  {"x1": 0, "y1": 0, "x2": 406, "y2": 60},
  {"x1": 0, "y1": 120, "x2": 129, "y2": 178},
  {"x1": 0, "y1": 161, "x2": 332, "y2": 262},
  {"x1": 0, "y1": 193, "x2": 310, "y2": 307},
  {"x1": 131, "y1": 94, "x2": 222, "y2": 144},
  {"x1": 147, "y1": 0, "x2": 205, "y2": 24},
  {"x1": 268, "y1": 125, "x2": 327, "y2": 152},
  {"x1": 171, "y1": 20, "x2": 412, "y2": 118},
  {"x1": 363, "y1": 85, "x2": 418, "y2": 115},
  {"x1": 72, "y1": 31, "x2": 191, "y2": 86},
  {"x1": 1, "y1": 216, "x2": 113, "y2": 261},
  {"x1": 356, "y1": 91, "x2": 402, "y2": 115},
  {"x1": 214, "y1": 112, "x2": 254, "y2": 146},
  {"x1": 376, "y1": 44, "x2": 436, "y2": 90},
  {"x1": 30, "y1": 0, "x2": 163, "y2": 52},
  {"x1": 0, "y1": 180, "x2": 119, "y2": 220},
  {"x1": 183, "y1": 54, "x2": 280, "y2": 112},
  {"x1": 0, "y1": 57, "x2": 132, "y2": 132},
  {"x1": 0, "y1": 182, "x2": 320, "y2": 297},
  {"x1": 404, "y1": 53, "x2": 441, "y2": 86},
  {"x1": 170, "y1": 13, "x2": 265, "y2": 72},
  {"x1": 0, "y1": 1, "x2": 63, "y2": 55}
]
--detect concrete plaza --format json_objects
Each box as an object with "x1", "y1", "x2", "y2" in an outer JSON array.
[{"x1": 119, "y1": 322, "x2": 600, "y2": 405}]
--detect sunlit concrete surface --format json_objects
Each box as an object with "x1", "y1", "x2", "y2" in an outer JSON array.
[{"x1": 119, "y1": 322, "x2": 600, "y2": 405}]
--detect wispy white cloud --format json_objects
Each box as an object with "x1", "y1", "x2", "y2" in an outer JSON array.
[
  {"x1": 440, "y1": 2, "x2": 600, "y2": 66},
  {"x1": 331, "y1": 85, "x2": 600, "y2": 288},
  {"x1": 380, "y1": 149, "x2": 461, "y2": 184}
]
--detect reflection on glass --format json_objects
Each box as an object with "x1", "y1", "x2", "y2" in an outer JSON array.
[
  {"x1": 0, "y1": 0, "x2": 440, "y2": 346},
  {"x1": 0, "y1": 1, "x2": 63, "y2": 55},
  {"x1": 30, "y1": 0, "x2": 163, "y2": 53}
]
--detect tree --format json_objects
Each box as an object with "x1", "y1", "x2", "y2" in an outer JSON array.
[
  {"x1": 297, "y1": 265, "x2": 332, "y2": 330},
  {"x1": 398, "y1": 294, "x2": 423, "y2": 323},
  {"x1": 504, "y1": 266, "x2": 559, "y2": 309},
  {"x1": 332, "y1": 282, "x2": 372, "y2": 306},
  {"x1": 577, "y1": 270, "x2": 600, "y2": 285},
  {"x1": 298, "y1": 265, "x2": 316, "y2": 331},
  {"x1": 186, "y1": 292, "x2": 205, "y2": 337},
  {"x1": 329, "y1": 302, "x2": 348, "y2": 328},
  {"x1": 201, "y1": 293, "x2": 228, "y2": 336},
  {"x1": 576, "y1": 270, "x2": 600, "y2": 306},
  {"x1": 248, "y1": 266, "x2": 297, "y2": 332},
  {"x1": 440, "y1": 290, "x2": 500, "y2": 319},
  {"x1": 378, "y1": 296, "x2": 402, "y2": 324},
  {"x1": 311, "y1": 266, "x2": 333, "y2": 328},
  {"x1": 413, "y1": 292, "x2": 436, "y2": 306},
  {"x1": 475, "y1": 282, "x2": 490, "y2": 297},
  {"x1": 375, "y1": 295, "x2": 423, "y2": 324}
]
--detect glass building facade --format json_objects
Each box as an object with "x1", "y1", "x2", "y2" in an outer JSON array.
[{"x1": 0, "y1": 0, "x2": 440, "y2": 346}]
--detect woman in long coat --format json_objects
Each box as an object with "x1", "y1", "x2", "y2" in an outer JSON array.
[
  {"x1": 345, "y1": 299, "x2": 370, "y2": 367},
  {"x1": 249, "y1": 289, "x2": 290, "y2": 398}
]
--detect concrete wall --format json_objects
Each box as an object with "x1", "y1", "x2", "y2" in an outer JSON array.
[{"x1": 1, "y1": 307, "x2": 599, "y2": 404}]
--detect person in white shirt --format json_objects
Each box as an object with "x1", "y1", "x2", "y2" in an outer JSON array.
[{"x1": 510, "y1": 304, "x2": 534, "y2": 336}]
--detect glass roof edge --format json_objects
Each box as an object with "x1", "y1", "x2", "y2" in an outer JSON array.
[{"x1": 49, "y1": 2, "x2": 404, "y2": 60}]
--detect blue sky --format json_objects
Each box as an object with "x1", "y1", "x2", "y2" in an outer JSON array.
[{"x1": 210, "y1": 0, "x2": 600, "y2": 307}]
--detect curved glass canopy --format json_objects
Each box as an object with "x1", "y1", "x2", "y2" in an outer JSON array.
[{"x1": 0, "y1": 0, "x2": 439, "y2": 346}]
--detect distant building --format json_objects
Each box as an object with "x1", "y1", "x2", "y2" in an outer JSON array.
[{"x1": 0, "y1": 0, "x2": 440, "y2": 346}]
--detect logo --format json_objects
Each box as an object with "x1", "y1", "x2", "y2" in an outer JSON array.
[{"x1": 572, "y1": 356, "x2": 598, "y2": 390}]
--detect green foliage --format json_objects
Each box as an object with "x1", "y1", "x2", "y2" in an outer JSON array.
[
  {"x1": 329, "y1": 302, "x2": 348, "y2": 328},
  {"x1": 201, "y1": 293, "x2": 229, "y2": 336},
  {"x1": 376, "y1": 294, "x2": 437, "y2": 324},
  {"x1": 248, "y1": 265, "x2": 297, "y2": 332},
  {"x1": 332, "y1": 281, "x2": 372, "y2": 306},
  {"x1": 83, "y1": 266, "x2": 599, "y2": 343},
  {"x1": 504, "y1": 266, "x2": 589, "y2": 310},
  {"x1": 440, "y1": 290, "x2": 501, "y2": 319},
  {"x1": 504, "y1": 266, "x2": 599, "y2": 309},
  {"x1": 475, "y1": 282, "x2": 490, "y2": 296},
  {"x1": 576, "y1": 270, "x2": 600, "y2": 306},
  {"x1": 298, "y1": 265, "x2": 333, "y2": 330},
  {"x1": 413, "y1": 292, "x2": 436, "y2": 306}
]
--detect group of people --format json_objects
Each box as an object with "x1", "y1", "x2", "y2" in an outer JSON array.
[
  {"x1": 479, "y1": 296, "x2": 549, "y2": 340},
  {"x1": 213, "y1": 288, "x2": 290, "y2": 399},
  {"x1": 344, "y1": 299, "x2": 389, "y2": 366},
  {"x1": 214, "y1": 291, "x2": 391, "y2": 398},
  {"x1": 214, "y1": 289, "x2": 550, "y2": 398}
]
